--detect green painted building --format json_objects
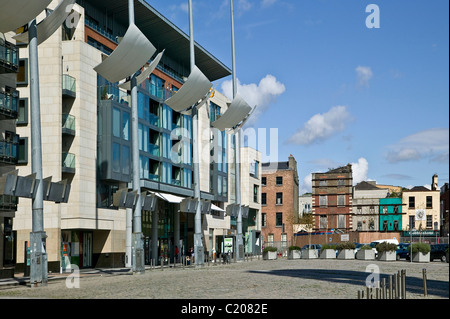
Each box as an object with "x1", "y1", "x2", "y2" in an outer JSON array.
[{"x1": 379, "y1": 198, "x2": 403, "y2": 231}]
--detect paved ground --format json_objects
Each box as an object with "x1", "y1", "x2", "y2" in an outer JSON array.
[{"x1": 0, "y1": 257, "x2": 448, "y2": 300}]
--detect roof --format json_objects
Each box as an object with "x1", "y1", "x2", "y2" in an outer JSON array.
[
  {"x1": 262, "y1": 161, "x2": 290, "y2": 171},
  {"x1": 407, "y1": 186, "x2": 432, "y2": 192},
  {"x1": 327, "y1": 164, "x2": 352, "y2": 174},
  {"x1": 81, "y1": 0, "x2": 231, "y2": 82},
  {"x1": 354, "y1": 181, "x2": 380, "y2": 191}
]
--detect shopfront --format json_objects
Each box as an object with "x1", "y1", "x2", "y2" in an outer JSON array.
[{"x1": 61, "y1": 230, "x2": 93, "y2": 271}]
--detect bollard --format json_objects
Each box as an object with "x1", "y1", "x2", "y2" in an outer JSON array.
[
  {"x1": 389, "y1": 275, "x2": 393, "y2": 299},
  {"x1": 402, "y1": 269, "x2": 406, "y2": 299},
  {"x1": 397, "y1": 271, "x2": 402, "y2": 299},
  {"x1": 382, "y1": 278, "x2": 386, "y2": 299},
  {"x1": 422, "y1": 269, "x2": 428, "y2": 297}
]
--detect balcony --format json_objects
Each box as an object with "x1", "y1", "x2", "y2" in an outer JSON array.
[
  {"x1": 98, "y1": 84, "x2": 130, "y2": 106},
  {"x1": 62, "y1": 74, "x2": 76, "y2": 98},
  {"x1": 0, "y1": 39, "x2": 19, "y2": 74},
  {"x1": 0, "y1": 140, "x2": 18, "y2": 164},
  {"x1": 0, "y1": 90, "x2": 19, "y2": 120},
  {"x1": 0, "y1": 195, "x2": 18, "y2": 211},
  {"x1": 62, "y1": 152, "x2": 75, "y2": 174},
  {"x1": 62, "y1": 113, "x2": 75, "y2": 136}
]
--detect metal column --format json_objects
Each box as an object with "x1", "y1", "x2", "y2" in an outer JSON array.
[
  {"x1": 231, "y1": 0, "x2": 244, "y2": 262},
  {"x1": 189, "y1": 0, "x2": 204, "y2": 267},
  {"x1": 28, "y1": 18, "x2": 48, "y2": 287},
  {"x1": 129, "y1": 0, "x2": 144, "y2": 274}
]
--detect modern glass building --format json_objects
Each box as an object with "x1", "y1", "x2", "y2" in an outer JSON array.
[
  {"x1": 1, "y1": 35, "x2": 20, "y2": 278},
  {"x1": 12, "y1": 0, "x2": 233, "y2": 271}
]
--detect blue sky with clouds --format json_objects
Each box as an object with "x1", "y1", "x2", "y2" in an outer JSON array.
[{"x1": 147, "y1": 0, "x2": 449, "y2": 194}]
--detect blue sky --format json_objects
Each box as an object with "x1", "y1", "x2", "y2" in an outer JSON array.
[{"x1": 147, "y1": 0, "x2": 449, "y2": 194}]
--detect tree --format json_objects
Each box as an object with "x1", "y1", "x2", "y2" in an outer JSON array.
[{"x1": 299, "y1": 213, "x2": 315, "y2": 246}]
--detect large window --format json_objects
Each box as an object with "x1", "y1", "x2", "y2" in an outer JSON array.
[
  {"x1": 408, "y1": 196, "x2": 415, "y2": 209},
  {"x1": 276, "y1": 192, "x2": 283, "y2": 205},
  {"x1": 276, "y1": 213, "x2": 283, "y2": 227},
  {"x1": 426, "y1": 196, "x2": 432, "y2": 208}
]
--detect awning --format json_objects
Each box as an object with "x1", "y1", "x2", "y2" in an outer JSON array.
[
  {"x1": 164, "y1": 65, "x2": 212, "y2": 112},
  {"x1": 211, "y1": 93, "x2": 252, "y2": 131},
  {"x1": 13, "y1": 0, "x2": 77, "y2": 45},
  {"x1": 94, "y1": 23, "x2": 156, "y2": 83},
  {"x1": 155, "y1": 192, "x2": 184, "y2": 204},
  {"x1": 0, "y1": 0, "x2": 51, "y2": 33},
  {"x1": 211, "y1": 204, "x2": 225, "y2": 212},
  {"x1": 119, "y1": 49, "x2": 165, "y2": 91}
]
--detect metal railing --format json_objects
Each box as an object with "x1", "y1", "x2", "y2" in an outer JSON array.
[
  {"x1": 62, "y1": 74, "x2": 76, "y2": 95},
  {"x1": 0, "y1": 91, "x2": 19, "y2": 115},
  {"x1": 62, "y1": 152, "x2": 75, "y2": 169},
  {"x1": 62, "y1": 113, "x2": 75, "y2": 131},
  {"x1": 0, "y1": 39, "x2": 19, "y2": 71},
  {"x1": 98, "y1": 84, "x2": 130, "y2": 105},
  {"x1": 0, "y1": 140, "x2": 18, "y2": 163}
]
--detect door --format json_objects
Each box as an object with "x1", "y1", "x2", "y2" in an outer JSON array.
[{"x1": 82, "y1": 232, "x2": 92, "y2": 268}]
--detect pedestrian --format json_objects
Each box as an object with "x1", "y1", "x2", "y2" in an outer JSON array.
[{"x1": 175, "y1": 246, "x2": 179, "y2": 263}]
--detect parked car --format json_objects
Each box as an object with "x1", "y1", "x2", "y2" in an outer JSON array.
[
  {"x1": 396, "y1": 243, "x2": 411, "y2": 260},
  {"x1": 430, "y1": 244, "x2": 448, "y2": 262},
  {"x1": 301, "y1": 244, "x2": 322, "y2": 253}
]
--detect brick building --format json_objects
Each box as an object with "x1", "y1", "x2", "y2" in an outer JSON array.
[
  {"x1": 312, "y1": 164, "x2": 353, "y2": 232},
  {"x1": 261, "y1": 155, "x2": 299, "y2": 248}
]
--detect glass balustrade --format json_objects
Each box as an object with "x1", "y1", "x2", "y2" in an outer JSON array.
[
  {"x1": 0, "y1": 39, "x2": 19, "y2": 72},
  {"x1": 0, "y1": 91, "x2": 19, "y2": 117},
  {"x1": 62, "y1": 152, "x2": 75, "y2": 171},
  {"x1": 62, "y1": 74, "x2": 76, "y2": 96},
  {"x1": 0, "y1": 141, "x2": 18, "y2": 163},
  {"x1": 62, "y1": 113, "x2": 76, "y2": 132}
]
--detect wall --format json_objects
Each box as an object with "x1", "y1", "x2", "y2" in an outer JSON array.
[{"x1": 294, "y1": 231, "x2": 402, "y2": 247}]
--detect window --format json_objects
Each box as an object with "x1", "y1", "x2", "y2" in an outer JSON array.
[
  {"x1": 337, "y1": 195, "x2": 345, "y2": 206},
  {"x1": 253, "y1": 185, "x2": 259, "y2": 203},
  {"x1": 17, "y1": 58, "x2": 28, "y2": 86},
  {"x1": 393, "y1": 220, "x2": 399, "y2": 231},
  {"x1": 426, "y1": 196, "x2": 432, "y2": 209},
  {"x1": 281, "y1": 233, "x2": 287, "y2": 248},
  {"x1": 337, "y1": 179, "x2": 345, "y2": 186},
  {"x1": 250, "y1": 160, "x2": 259, "y2": 178},
  {"x1": 261, "y1": 177, "x2": 266, "y2": 186},
  {"x1": 369, "y1": 219, "x2": 375, "y2": 230},
  {"x1": 276, "y1": 176, "x2": 283, "y2": 185},
  {"x1": 382, "y1": 220, "x2": 388, "y2": 231},
  {"x1": 382, "y1": 206, "x2": 388, "y2": 214},
  {"x1": 17, "y1": 98, "x2": 28, "y2": 125},
  {"x1": 357, "y1": 221, "x2": 362, "y2": 231},
  {"x1": 112, "y1": 143, "x2": 120, "y2": 173},
  {"x1": 267, "y1": 234, "x2": 274, "y2": 245},
  {"x1": 112, "y1": 108, "x2": 121, "y2": 138},
  {"x1": 319, "y1": 215, "x2": 327, "y2": 229},
  {"x1": 320, "y1": 195, "x2": 327, "y2": 207},
  {"x1": 409, "y1": 196, "x2": 415, "y2": 209},
  {"x1": 122, "y1": 112, "x2": 130, "y2": 141},
  {"x1": 276, "y1": 192, "x2": 283, "y2": 205},
  {"x1": 426, "y1": 215, "x2": 432, "y2": 229},
  {"x1": 121, "y1": 145, "x2": 130, "y2": 175},
  {"x1": 261, "y1": 193, "x2": 266, "y2": 205},
  {"x1": 261, "y1": 213, "x2": 267, "y2": 227},
  {"x1": 369, "y1": 206, "x2": 375, "y2": 214},
  {"x1": 319, "y1": 180, "x2": 327, "y2": 187},
  {"x1": 409, "y1": 215, "x2": 415, "y2": 230},
  {"x1": 393, "y1": 205, "x2": 399, "y2": 214},
  {"x1": 337, "y1": 215, "x2": 345, "y2": 229},
  {"x1": 276, "y1": 213, "x2": 283, "y2": 227},
  {"x1": 17, "y1": 137, "x2": 28, "y2": 165},
  {"x1": 357, "y1": 206, "x2": 362, "y2": 214}
]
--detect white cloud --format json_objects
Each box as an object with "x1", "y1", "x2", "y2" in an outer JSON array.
[
  {"x1": 221, "y1": 74, "x2": 286, "y2": 126},
  {"x1": 287, "y1": 106, "x2": 352, "y2": 145},
  {"x1": 355, "y1": 66, "x2": 373, "y2": 87},
  {"x1": 386, "y1": 128, "x2": 449, "y2": 163},
  {"x1": 300, "y1": 173, "x2": 312, "y2": 195},
  {"x1": 351, "y1": 157, "x2": 369, "y2": 185}
]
